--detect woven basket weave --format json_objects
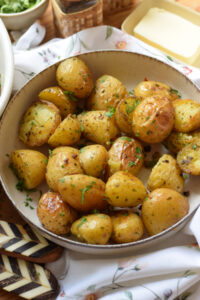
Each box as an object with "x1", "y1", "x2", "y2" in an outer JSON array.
[
  {"x1": 103, "y1": 0, "x2": 135, "y2": 14},
  {"x1": 52, "y1": 0, "x2": 103, "y2": 38}
]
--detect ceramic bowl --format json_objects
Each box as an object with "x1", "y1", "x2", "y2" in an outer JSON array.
[
  {"x1": 0, "y1": 51, "x2": 200, "y2": 255},
  {"x1": 0, "y1": 0, "x2": 49, "y2": 30},
  {"x1": 0, "y1": 19, "x2": 14, "y2": 117}
]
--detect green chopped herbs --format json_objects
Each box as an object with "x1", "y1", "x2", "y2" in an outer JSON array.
[
  {"x1": 183, "y1": 174, "x2": 189, "y2": 180},
  {"x1": 100, "y1": 77, "x2": 107, "y2": 83},
  {"x1": 121, "y1": 137, "x2": 132, "y2": 142},
  {"x1": 105, "y1": 107, "x2": 116, "y2": 118},
  {"x1": 24, "y1": 194, "x2": 34, "y2": 210},
  {"x1": 135, "y1": 154, "x2": 142, "y2": 160},
  {"x1": 115, "y1": 94, "x2": 119, "y2": 98},
  {"x1": 16, "y1": 179, "x2": 26, "y2": 192},
  {"x1": 44, "y1": 158, "x2": 48, "y2": 165},
  {"x1": 77, "y1": 217, "x2": 87, "y2": 228},
  {"x1": 80, "y1": 147, "x2": 85, "y2": 153},
  {"x1": 126, "y1": 104, "x2": 135, "y2": 114},
  {"x1": 48, "y1": 149, "x2": 53, "y2": 157},
  {"x1": 80, "y1": 181, "x2": 96, "y2": 205},
  {"x1": 136, "y1": 147, "x2": 141, "y2": 154},
  {"x1": 60, "y1": 178, "x2": 65, "y2": 183},
  {"x1": 192, "y1": 144, "x2": 197, "y2": 150},
  {"x1": 59, "y1": 211, "x2": 65, "y2": 216},
  {"x1": 64, "y1": 90, "x2": 78, "y2": 102},
  {"x1": 128, "y1": 90, "x2": 134, "y2": 96},
  {"x1": 128, "y1": 161, "x2": 136, "y2": 167},
  {"x1": 122, "y1": 212, "x2": 129, "y2": 216},
  {"x1": 171, "y1": 88, "x2": 182, "y2": 98},
  {"x1": 0, "y1": 0, "x2": 42, "y2": 14},
  {"x1": 80, "y1": 124, "x2": 84, "y2": 132}
]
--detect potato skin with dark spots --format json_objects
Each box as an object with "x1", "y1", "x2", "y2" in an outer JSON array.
[{"x1": 37, "y1": 192, "x2": 78, "y2": 235}]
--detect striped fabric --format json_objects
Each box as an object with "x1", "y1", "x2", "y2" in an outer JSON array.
[
  {"x1": 0, "y1": 221, "x2": 58, "y2": 258},
  {"x1": 0, "y1": 254, "x2": 59, "y2": 299}
]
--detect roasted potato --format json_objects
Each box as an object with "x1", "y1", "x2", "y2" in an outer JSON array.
[
  {"x1": 173, "y1": 99, "x2": 200, "y2": 132},
  {"x1": 56, "y1": 57, "x2": 94, "y2": 99},
  {"x1": 38, "y1": 86, "x2": 77, "y2": 117},
  {"x1": 71, "y1": 214, "x2": 112, "y2": 244},
  {"x1": 115, "y1": 97, "x2": 141, "y2": 134},
  {"x1": 79, "y1": 144, "x2": 108, "y2": 177},
  {"x1": 37, "y1": 192, "x2": 77, "y2": 235},
  {"x1": 46, "y1": 147, "x2": 83, "y2": 192},
  {"x1": 177, "y1": 141, "x2": 200, "y2": 175},
  {"x1": 58, "y1": 174, "x2": 107, "y2": 212},
  {"x1": 108, "y1": 137, "x2": 144, "y2": 176},
  {"x1": 19, "y1": 100, "x2": 61, "y2": 147},
  {"x1": 78, "y1": 111, "x2": 119, "y2": 146},
  {"x1": 134, "y1": 80, "x2": 179, "y2": 101},
  {"x1": 105, "y1": 171, "x2": 147, "y2": 207},
  {"x1": 132, "y1": 96, "x2": 175, "y2": 143},
  {"x1": 87, "y1": 75, "x2": 128, "y2": 110},
  {"x1": 147, "y1": 154, "x2": 184, "y2": 193},
  {"x1": 164, "y1": 131, "x2": 200, "y2": 153},
  {"x1": 10, "y1": 150, "x2": 47, "y2": 190},
  {"x1": 142, "y1": 188, "x2": 189, "y2": 236},
  {"x1": 48, "y1": 114, "x2": 81, "y2": 147},
  {"x1": 111, "y1": 211, "x2": 144, "y2": 243}
]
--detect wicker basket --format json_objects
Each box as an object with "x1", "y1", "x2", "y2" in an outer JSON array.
[
  {"x1": 103, "y1": 0, "x2": 135, "y2": 14},
  {"x1": 52, "y1": 0, "x2": 103, "y2": 37}
]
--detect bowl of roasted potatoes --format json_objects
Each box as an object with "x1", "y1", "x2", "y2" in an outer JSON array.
[{"x1": 0, "y1": 50, "x2": 200, "y2": 255}]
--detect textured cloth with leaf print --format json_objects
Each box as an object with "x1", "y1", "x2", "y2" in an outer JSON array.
[{"x1": 12, "y1": 23, "x2": 200, "y2": 300}]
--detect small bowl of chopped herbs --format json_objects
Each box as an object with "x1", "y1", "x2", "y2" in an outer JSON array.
[{"x1": 0, "y1": 0, "x2": 49, "y2": 30}]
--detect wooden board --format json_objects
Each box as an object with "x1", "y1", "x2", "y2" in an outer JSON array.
[{"x1": 1, "y1": 0, "x2": 200, "y2": 298}]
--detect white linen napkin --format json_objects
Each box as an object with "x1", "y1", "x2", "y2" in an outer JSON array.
[{"x1": 12, "y1": 23, "x2": 200, "y2": 300}]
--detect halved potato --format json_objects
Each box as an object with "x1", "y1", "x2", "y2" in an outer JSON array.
[
  {"x1": 108, "y1": 136, "x2": 144, "y2": 176},
  {"x1": 142, "y1": 188, "x2": 189, "y2": 236},
  {"x1": 134, "y1": 80, "x2": 179, "y2": 101},
  {"x1": 10, "y1": 149, "x2": 47, "y2": 189},
  {"x1": 173, "y1": 99, "x2": 200, "y2": 132},
  {"x1": 46, "y1": 147, "x2": 83, "y2": 192},
  {"x1": 37, "y1": 192, "x2": 78, "y2": 235},
  {"x1": 56, "y1": 57, "x2": 94, "y2": 99},
  {"x1": 87, "y1": 75, "x2": 128, "y2": 110},
  {"x1": 147, "y1": 154, "x2": 184, "y2": 193},
  {"x1": 71, "y1": 214, "x2": 112, "y2": 244},
  {"x1": 105, "y1": 171, "x2": 147, "y2": 207},
  {"x1": 19, "y1": 100, "x2": 61, "y2": 147},
  {"x1": 111, "y1": 211, "x2": 144, "y2": 243},
  {"x1": 48, "y1": 114, "x2": 81, "y2": 147},
  {"x1": 115, "y1": 97, "x2": 141, "y2": 134},
  {"x1": 132, "y1": 96, "x2": 175, "y2": 143},
  {"x1": 78, "y1": 111, "x2": 119, "y2": 146},
  {"x1": 164, "y1": 131, "x2": 200, "y2": 153},
  {"x1": 38, "y1": 86, "x2": 77, "y2": 117},
  {"x1": 177, "y1": 141, "x2": 200, "y2": 175},
  {"x1": 58, "y1": 174, "x2": 107, "y2": 212}
]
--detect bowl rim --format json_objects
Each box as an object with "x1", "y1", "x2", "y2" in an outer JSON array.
[
  {"x1": 0, "y1": 19, "x2": 14, "y2": 117},
  {"x1": 0, "y1": 0, "x2": 47, "y2": 17},
  {"x1": 0, "y1": 49, "x2": 200, "y2": 251}
]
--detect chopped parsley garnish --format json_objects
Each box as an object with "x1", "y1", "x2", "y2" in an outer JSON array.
[
  {"x1": 16, "y1": 179, "x2": 26, "y2": 192},
  {"x1": 44, "y1": 158, "x2": 48, "y2": 165},
  {"x1": 60, "y1": 178, "x2": 65, "y2": 183},
  {"x1": 59, "y1": 211, "x2": 65, "y2": 216},
  {"x1": 48, "y1": 149, "x2": 53, "y2": 157},
  {"x1": 77, "y1": 217, "x2": 87, "y2": 228},
  {"x1": 135, "y1": 154, "x2": 142, "y2": 160},
  {"x1": 100, "y1": 77, "x2": 107, "y2": 83},
  {"x1": 129, "y1": 90, "x2": 134, "y2": 96},
  {"x1": 121, "y1": 137, "x2": 132, "y2": 142},
  {"x1": 80, "y1": 124, "x2": 84, "y2": 132},
  {"x1": 128, "y1": 161, "x2": 136, "y2": 167},
  {"x1": 122, "y1": 212, "x2": 129, "y2": 216},
  {"x1": 115, "y1": 94, "x2": 119, "y2": 98},
  {"x1": 64, "y1": 90, "x2": 78, "y2": 102},
  {"x1": 80, "y1": 147, "x2": 85, "y2": 153},
  {"x1": 183, "y1": 174, "x2": 189, "y2": 180},
  {"x1": 136, "y1": 147, "x2": 141, "y2": 154},
  {"x1": 171, "y1": 88, "x2": 181, "y2": 98},
  {"x1": 126, "y1": 104, "x2": 135, "y2": 114},
  {"x1": 81, "y1": 111, "x2": 87, "y2": 115},
  {"x1": 192, "y1": 144, "x2": 197, "y2": 150},
  {"x1": 105, "y1": 107, "x2": 116, "y2": 118},
  {"x1": 80, "y1": 181, "x2": 96, "y2": 205}
]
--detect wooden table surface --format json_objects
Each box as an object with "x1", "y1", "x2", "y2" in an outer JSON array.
[{"x1": 1, "y1": 0, "x2": 200, "y2": 299}]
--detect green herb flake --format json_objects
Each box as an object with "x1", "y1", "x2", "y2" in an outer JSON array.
[
  {"x1": 122, "y1": 212, "x2": 129, "y2": 216},
  {"x1": 126, "y1": 104, "x2": 135, "y2": 114},
  {"x1": 80, "y1": 147, "x2": 85, "y2": 153},
  {"x1": 136, "y1": 147, "x2": 141, "y2": 154},
  {"x1": 48, "y1": 149, "x2": 53, "y2": 157},
  {"x1": 146, "y1": 131, "x2": 151, "y2": 135},
  {"x1": 80, "y1": 124, "x2": 84, "y2": 132},
  {"x1": 129, "y1": 90, "x2": 134, "y2": 96},
  {"x1": 64, "y1": 90, "x2": 78, "y2": 102},
  {"x1": 70, "y1": 184, "x2": 75, "y2": 188},
  {"x1": 81, "y1": 111, "x2": 87, "y2": 116},
  {"x1": 135, "y1": 154, "x2": 142, "y2": 160},
  {"x1": 30, "y1": 121, "x2": 35, "y2": 126},
  {"x1": 145, "y1": 116, "x2": 150, "y2": 120},
  {"x1": 193, "y1": 144, "x2": 197, "y2": 150},
  {"x1": 24, "y1": 163, "x2": 28, "y2": 167},
  {"x1": 144, "y1": 196, "x2": 149, "y2": 201},
  {"x1": 44, "y1": 158, "x2": 48, "y2": 165},
  {"x1": 77, "y1": 217, "x2": 87, "y2": 228},
  {"x1": 115, "y1": 94, "x2": 119, "y2": 98},
  {"x1": 100, "y1": 77, "x2": 107, "y2": 83},
  {"x1": 183, "y1": 174, "x2": 189, "y2": 180},
  {"x1": 80, "y1": 181, "x2": 96, "y2": 205},
  {"x1": 128, "y1": 161, "x2": 136, "y2": 167},
  {"x1": 16, "y1": 179, "x2": 25, "y2": 192},
  {"x1": 59, "y1": 211, "x2": 65, "y2": 216},
  {"x1": 135, "y1": 132, "x2": 140, "y2": 137},
  {"x1": 121, "y1": 137, "x2": 132, "y2": 142},
  {"x1": 60, "y1": 178, "x2": 65, "y2": 183},
  {"x1": 170, "y1": 88, "x2": 182, "y2": 98},
  {"x1": 105, "y1": 107, "x2": 116, "y2": 118},
  {"x1": 92, "y1": 209, "x2": 100, "y2": 214}
]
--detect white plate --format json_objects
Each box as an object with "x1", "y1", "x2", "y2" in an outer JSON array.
[
  {"x1": 0, "y1": 51, "x2": 200, "y2": 255},
  {"x1": 0, "y1": 19, "x2": 14, "y2": 116}
]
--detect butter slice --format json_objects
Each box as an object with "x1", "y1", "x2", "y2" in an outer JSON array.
[{"x1": 134, "y1": 7, "x2": 200, "y2": 64}]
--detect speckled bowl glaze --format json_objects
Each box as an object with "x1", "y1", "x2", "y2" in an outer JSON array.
[{"x1": 0, "y1": 51, "x2": 200, "y2": 255}]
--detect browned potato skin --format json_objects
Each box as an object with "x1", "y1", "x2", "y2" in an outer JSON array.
[
  {"x1": 173, "y1": 99, "x2": 200, "y2": 132},
  {"x1": 164, "y1": 131, "x2": 200, "y2": 153},
  {"x1": 134, "y1": 80, "x2": 179, "y2": 101},
  {"x1": 37, "y1": 192, "x2": 77, "y2": 235},
  {"x1": 79, "y1": 145, "x2": 108, "y2": 177},
  {"x1": 108, "y1": 137, "x2": 144, "y2": 176},
  {"x1": 111, "y1": 211, "x2": 144, "y2": 243},
  {"x1": 177, "y1": 140, "x2": 200, "y2": 175},
  {"x1": 48, "y1": 114, "x2": 81, "y2": 147},
  {"x1": 78, "y1": 111, "x2": 119, "y2": 146},
  {"x1": 147, "y1": 154, "x2": 184, "y2": 193},
  {"x1": 87, "y1": 75, "x2": 128, "y2": 111},
  {"x1": 105, "y1": 171, "x2": 147, "y2": 207},
  {"x1": 19, "y1": 100, "x2": 61, "y2": 147},
  {"x1": 11, "y1": 150, "x2": 47, "y2": 189},
  {"x1": 46, "y1": 147, "x2": 83, "y2": 192},
  {"x1": 71, "y1": 214, "x2": 112, "y2": 244},
  {"x1": 142, "y1": 188, "x2": 189, "y2": 236},
  {"x1": 38, "y1": 86, "x2": 77, "y2": 117},
  {"x1": 58, "y1": 174, "x2": 107, "y2": 212},
  {"x1": 56, "y1": 57, "x2": 94, "y2": 99},
  {"x1": 115, "y1": 97, "x2": 141, "y2": 134},
  {"x1": 132, "y1": 96, "x2": 175, "y2": 143}
]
